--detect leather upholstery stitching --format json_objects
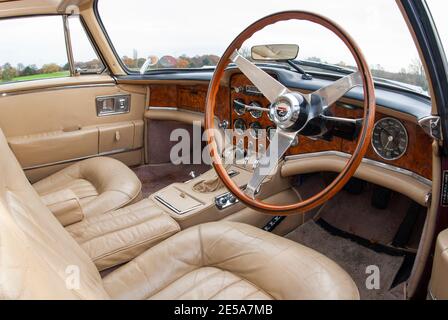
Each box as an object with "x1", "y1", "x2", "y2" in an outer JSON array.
[
  {"x1": 90, "y1": 227, "x2": 180, "y2": 262},
  {"x1": 73, "y1": 211, "x2": 169, "y2": 243}
]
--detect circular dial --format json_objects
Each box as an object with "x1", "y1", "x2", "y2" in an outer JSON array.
[
  {"x1": 233, "y1": 99, "x2": 246, "y2": 115},
  {"x1": 267, "y1": 126, "x2": 276, "y2": 141},
  {"x1": 233, "y1": 119, "x2": 247, "y2": 133},
  {"x1": 249, "y1": 101, "x2": 263, "y2": 119},
  {"x1": 371, "y1": 117, "x2": 408, "y2": 160},
  {"x1": 249, "y1": 122, "x2": 262, "y2": 137}
]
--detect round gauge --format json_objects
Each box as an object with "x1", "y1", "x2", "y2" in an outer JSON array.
[
  {"x1": 371, "y1": 117, "x2": 408, "y2": 160},
  {"x1": 233, "y1": 99, "x2": 246, "y2": 115},
  {"x1": 249, "y1": 101, "x2": 263, "y2": 119},
  {"x1": 233, "y1": 119, "x2": 247, "y2": 133},
  {"x1": 249, "y1": 122, "x2": 262, "y2": 138}
]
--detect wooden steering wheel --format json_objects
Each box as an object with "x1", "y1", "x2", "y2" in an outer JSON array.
[{"x1": 205, "y1": 11, "x2": 376, "y2": 215}]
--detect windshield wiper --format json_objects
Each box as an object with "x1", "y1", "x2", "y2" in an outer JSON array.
[{"x1": 295, "y1": 60, "x2": 354, "y2": 75}]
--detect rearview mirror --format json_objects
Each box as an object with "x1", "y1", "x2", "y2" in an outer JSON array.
[{"x1": 251, "y1": 44, "x2": 299, "y2": 61}]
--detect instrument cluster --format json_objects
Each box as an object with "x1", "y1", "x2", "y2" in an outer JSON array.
[{"x1": 231, "y1": 96, "x2": 298, "y2": 154}]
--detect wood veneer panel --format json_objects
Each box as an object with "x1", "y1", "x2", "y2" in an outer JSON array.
[{"x1": 229, "y1": 73, "x2": 432, "y2": 180}]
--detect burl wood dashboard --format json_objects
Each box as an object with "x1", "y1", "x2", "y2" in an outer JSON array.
[{"x1": 149, "y1": 73, "x2": 433, "y2": 180}]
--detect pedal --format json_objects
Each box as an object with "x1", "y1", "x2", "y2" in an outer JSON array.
[
  {"x1": 344, "y1": 178, "x2": 366, "y2": 195},
  {"x1": 371, "y1": 185, "x2": 392, "y2": 210}
]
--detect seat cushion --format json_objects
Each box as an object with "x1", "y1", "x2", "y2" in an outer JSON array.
[
  {"x1": 103, "y1": 222, "x2": 360, "y2": 300},
  {"x1": 0, "y1": 128, "x2": 109, "y2": 300},
  {"x1": 33, "y1": 157, "x2": 142, "y2": 217},
  {"x1": 67, "y1": 199, "x2": 180, "y2": 271},
  {"x1": 150, "y1": 267, "x2": 272, "y2": 300}
]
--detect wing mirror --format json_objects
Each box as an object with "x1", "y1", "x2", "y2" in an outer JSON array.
[
  {"x1": 139, "y1": 55, "x2": 159, "y2": 74},
  {"x1": 251, "y1": 44, "x2": 299, "y2": 61}
]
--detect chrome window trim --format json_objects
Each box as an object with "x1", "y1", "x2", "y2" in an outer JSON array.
[
  {"x1": 63, "y1": 14, "x2": 76, "y2": 77},
  {"x1": 0, "y1": 83, "x2": 116, "y2": 98},
  {"x1": 284, "y1": 151, "x2": 432, "y2": 187}
]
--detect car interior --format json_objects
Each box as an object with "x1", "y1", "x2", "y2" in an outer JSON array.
[{"x1": 0, "y1": 0, "x2": 447, "y2": 301}]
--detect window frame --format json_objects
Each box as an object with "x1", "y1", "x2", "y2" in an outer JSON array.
[
  {"x1": 0, "y1": 13, "x2": 107, "y2": 86},
  {"x1": 93, "y1": 0, "x2": 214, "y2": 75},
  {"x1": 93, "y1": 0, "x2": 134, "y2": 75},
  {"x1": 68, "y1": 14, "x2": 108, "y2": 76}
]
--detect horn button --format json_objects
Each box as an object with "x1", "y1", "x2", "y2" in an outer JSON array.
[{"x1": 269, "y1": 92, "x2": 309, "y2": 131}]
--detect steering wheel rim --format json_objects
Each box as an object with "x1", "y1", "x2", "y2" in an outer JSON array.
[{"x1": 205, "y1": 11, "x2": 376, "y2": 215}]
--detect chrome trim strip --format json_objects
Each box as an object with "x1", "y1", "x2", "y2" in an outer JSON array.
[
  {"x1": 154, "y1": 195, "x2": 203, "y2": 215},
  {"x1": 0, "y1": 83, "x2": 116, "y2": 97},
  {"x1": 147, "y1": 106, "x2": 205, "y2": 117},
  {"x1": 285, "y1": 151, "x2": 432, "y2": 186},
  {"x1": 63, "y1": 15, "x2": 76, "y2": 77},
  {"x1": 22, "y1": 147, "x2": 142, "y2": 171},
  {"x1": 148, "y1": 106, "x2": 179, "y2": 111},
  {"x1": 428, "y1": 289, "x2": 437, "y2": 301}
]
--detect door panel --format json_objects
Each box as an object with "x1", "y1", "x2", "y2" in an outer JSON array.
[
  {"x1": 0, "y1": 75, "x2": 146, "y2": 181},
  {"x1": 8, "y1": 126, "x2": 99, "y2": 168}
]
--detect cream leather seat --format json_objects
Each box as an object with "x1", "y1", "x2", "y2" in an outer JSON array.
[
  {"x1": 0, "y1": 129, "x2": 359, "y2": 300},
  {"x1": 32, "y1": 156, "x2": 142, "y2": 219}
]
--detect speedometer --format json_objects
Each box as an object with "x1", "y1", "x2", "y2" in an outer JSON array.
[{"x1": 371, "y1": 117, "x2": 408, "y2": 160}]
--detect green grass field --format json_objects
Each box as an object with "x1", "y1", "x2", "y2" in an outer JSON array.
[{"x1": 0, "y1": 71, "x2": 70, "y2": 83}]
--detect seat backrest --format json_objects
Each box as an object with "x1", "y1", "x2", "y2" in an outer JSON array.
[{"x1": 0, "y1": 129, "x2": 108, "y2": 299}]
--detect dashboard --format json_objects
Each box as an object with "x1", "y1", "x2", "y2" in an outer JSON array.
[
  {"x1": 144, "y1": 69, "x2": 433, "y2": 181},
  {"x1": 229, "y1": 73, "x2": 432, "y2": 180}
]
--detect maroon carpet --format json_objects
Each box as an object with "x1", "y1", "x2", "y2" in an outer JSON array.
[{"x1": 132, "y1": 163, "x2": 211, "y2": 197}]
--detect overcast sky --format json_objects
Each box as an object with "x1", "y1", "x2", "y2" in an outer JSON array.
[{"x1": 0, "y1": 0, "x2": 446, "y2": 73}]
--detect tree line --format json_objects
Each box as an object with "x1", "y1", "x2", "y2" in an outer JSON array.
[
  {"x1": 0, "y1": 59, "x2": 104, "y2": 81},
  {"x1": 1, "y1": 54, "x2": 428, "y2": 93},
  {"x1": 121, "y1": 54, "x2": 220, "y2": 70}
]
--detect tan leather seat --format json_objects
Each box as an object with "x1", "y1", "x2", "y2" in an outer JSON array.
[
  {"x1": 66, "y1": 198, "x2": 180, "y2": 271},
  {"x1": 33, "y1": 157, "x2": 142, "y2": 219},
  {"x1": 0, "y1": 128, "x2": 359, "y2": 300},
  {"x1": 103, "y1": 222, "x2": 360, "y2": 300}
]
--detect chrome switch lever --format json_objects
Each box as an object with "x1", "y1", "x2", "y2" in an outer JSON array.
[{"x1": 189, "y1": 171, "x2": 197, "y2": 179}]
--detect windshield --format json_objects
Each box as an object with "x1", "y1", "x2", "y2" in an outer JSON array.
[{"x1": 97, "y1": 0, "x2": 431, "y2": 94}]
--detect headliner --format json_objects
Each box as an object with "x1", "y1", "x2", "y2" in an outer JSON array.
[{"x1": 0, "y1": 0, "x2": 91, "y2": 18}]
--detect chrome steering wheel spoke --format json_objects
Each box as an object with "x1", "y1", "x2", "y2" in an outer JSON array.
[
  {"x1": 245, "y1": 129, "x2": 298, "y2": 199},
  {"x1": 230, "y1": 50, "x2": 290, "y2": 103},
  {"x1": 310, "y1": 71, "x2": 363, "y2": 109}
]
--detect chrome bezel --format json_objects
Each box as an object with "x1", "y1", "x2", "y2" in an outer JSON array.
[
  {"x1": 371, "y1": 117, "x2": 409, "y2": 161},
  {"x1": 249, "y1": 122, "x2": 262, "y2": 138},
  {"x1": 249, "y1": 101, "x2": 263, "y2": 119},
  {"x1": 269, "y1": 93, "x2": 301, "y2": 130},
  {"x1": 233, "y1": 99, "x2": 246, "y2": 115},
  {"x1": 233, "y1": 118, "x2": 247, "y2": 134}
]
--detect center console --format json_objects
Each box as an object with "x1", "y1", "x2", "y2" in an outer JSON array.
[
  {"x1": 150, "y1": 165, "x2": 287, "y2": 229},
  {"x1": 150, "y1": 166, "x2": 249, "y2": 228}
]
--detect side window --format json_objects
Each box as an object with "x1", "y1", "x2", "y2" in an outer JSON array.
[
  {"x1": 0, "y1": 16, "x2": 69, "y2": 84},
  {"x1": 68, "y1": 16, "x2": 105, "y2": 74}
]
